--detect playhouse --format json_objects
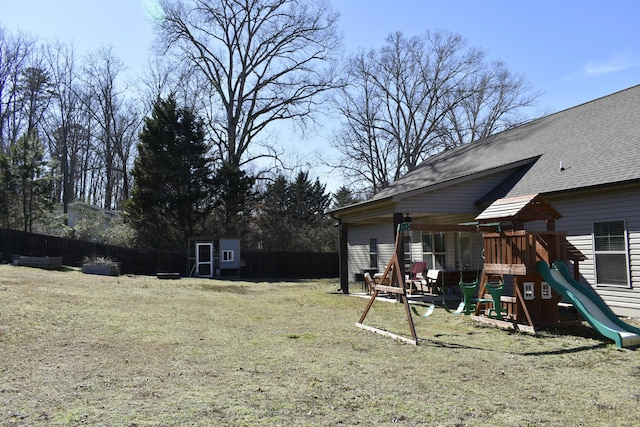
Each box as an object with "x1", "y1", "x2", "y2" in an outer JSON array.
[
  {"x1": 187, "y1": 237, "x2": 241, "y2": 278},
  {"x1": 471, "y1": 194, "x2": 575, "y2": 331}
]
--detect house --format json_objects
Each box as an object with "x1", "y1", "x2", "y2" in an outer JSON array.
[
  {"x1": 67, "y1": 201, "x2": 118, "y2": 229},
  {"x1": 330, "y1": 84, "x2": 640, "y2": 317}
]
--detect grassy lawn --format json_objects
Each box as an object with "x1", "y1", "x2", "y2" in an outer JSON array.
[{"x1": 1, "y1": 265, "x2": 640, "y2": 426}]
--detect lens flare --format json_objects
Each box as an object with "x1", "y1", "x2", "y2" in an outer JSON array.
[{"x1": 142, "y1": 0, "x2": 165, "y2": 22}]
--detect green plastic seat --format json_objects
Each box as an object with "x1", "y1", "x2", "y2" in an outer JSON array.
[
  {"x1": 459, "y1": 281, "x2": 480, "y2": 315},
  {"x1": 486, "y1": 283, "x2": 508, "y2": 320}
]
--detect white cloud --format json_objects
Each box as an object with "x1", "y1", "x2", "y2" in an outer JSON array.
[
  {"x1": 583, "y1": 54, "x2": 640, "y2": 76},
  {"x1": 563, "y1": 53, "x2": 640, "y2": 81}
]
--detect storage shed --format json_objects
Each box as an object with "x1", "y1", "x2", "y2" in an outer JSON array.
[{"x1": 187, "y1": 237, "x2": 241, "y2": 278}]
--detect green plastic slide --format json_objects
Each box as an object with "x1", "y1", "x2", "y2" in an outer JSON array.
[{"x1": 537, "y1": 261, "x2": 640, "y2": 348}]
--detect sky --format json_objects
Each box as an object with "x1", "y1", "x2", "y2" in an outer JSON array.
[{"x1": 2, "y1": 0, "x2": 640, "y2": 191}]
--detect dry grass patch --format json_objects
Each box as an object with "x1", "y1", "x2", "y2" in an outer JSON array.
[{"x1": 1, "y1": 265, "x2": 640, "y2": 426}]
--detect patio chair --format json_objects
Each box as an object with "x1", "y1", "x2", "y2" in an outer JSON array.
[
  {"x1": 425, "y1": 269, "x2": 441, "y2": 294},
  {"x1": 364, "y1": 272, "x2": 376, "y2": 295},
  {"x1": 408, "y1": 262, "x2": 426, "y2": 294}
]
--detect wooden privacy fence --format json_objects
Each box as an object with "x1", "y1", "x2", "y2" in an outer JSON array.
[
  {"x1": 0, "y1": 228, "x2": 185, "y2": 276},
  {"x1": 241, "y1": 251, "x2": 339, "y2": 279},
  {"x1": 0, "y1": 228, "x2": 338, "y2": 279}
]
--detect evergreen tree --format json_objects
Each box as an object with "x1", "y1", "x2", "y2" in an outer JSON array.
[
  {"x1": 125, "y1": 96, "x2": 212, "y2": 249},
  {"x1": 257, "y1": 175, "x2": 293, "y2": 251},
  {"x1": 0, "y1": 132, "x2": 55, "y2": 232},
  {"x1": 257, "y1": 172, "x2": 336, "y2": 252},
  {"x1": 331, "y1": 185, "x2": 362, "y2": 209},
  {"x1": 0, "y1": 153, "x2": 12, "y2": 228},
  {"x1": 209, "y1": 161, "x2": 257, "y2": 243}
]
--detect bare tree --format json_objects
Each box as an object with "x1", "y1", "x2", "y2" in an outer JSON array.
[
  {"x1": 330, "y1": 49, "x2": 395, "y2": 195},
  {"x1": 80, "y1": 46, "x2": 140, "y2": 210},
  {"x1": 0, "y1": 27, "x2": 37, "y2": 152},
  {"x1": 438, "y1": 60, "x2": 540, "y2": 149},
  {"x1": 331, "y1": 30, "x2": 540, "y2": 195},
  {"x1": 43, "y1": 40, "x2": 83, "y2": 221},
  {"x1": 156, "y1": 0, "x2": 343, "y2": 168}
]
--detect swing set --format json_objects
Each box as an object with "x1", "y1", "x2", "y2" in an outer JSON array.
[
  {"x1": 356, "y1": 194, "x2": 576, "y2": 344},
  {"x1": 412, "y1": 230, "x2": 486, "y2": 317},
  {"x1": 355, "y1": 221, "x2": 496, "y2": 345}
]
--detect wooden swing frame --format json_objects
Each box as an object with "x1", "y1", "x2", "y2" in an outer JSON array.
[
  {"x1": 356, "y1": 222, "x2": 490, "y2": 345},
  {"x1": 356, "y1": 225, "x2": 419, "y2": 345}
]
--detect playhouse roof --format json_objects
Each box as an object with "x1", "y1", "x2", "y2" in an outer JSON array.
[{"x1": 475, "y1": 194, "x2": 562, "y2": 223}]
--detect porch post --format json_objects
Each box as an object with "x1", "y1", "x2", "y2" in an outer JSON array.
[
  {"x1": 339, "y1": 220, "x2": 349, "y2": 293},
  {"x1": 393, "y1": 213, "x2": 406, "y2": 278}
]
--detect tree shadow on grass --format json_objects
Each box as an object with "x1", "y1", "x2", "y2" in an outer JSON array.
[
  {"x1": 516, "y1": 342, "x2": 610, "y2": 356},
  {"x1": 417, "y1": 330, "x2": 611, "y2": 356}
]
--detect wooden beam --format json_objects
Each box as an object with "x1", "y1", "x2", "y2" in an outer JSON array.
[
  {"x1": 357, "y1": 290, "x2": 379, "y2": 324},
  {"x1": 404, "y1": 223, "x2": 487, "y2": 232},
  {"x1": 355, "y1": 323, "x2": 418, "y2": 345},
  {"x1": 470, "y1": 316, "x2": 536, "y2": 334},
  {"x1": 375, "y1": 284, "x2": 406, "y2": 294},
  {"x1": 514, "y1": 280, "x2": 535, "y2": 328},
  {"x1": 484, "y1": 263, "x2": 528, "y2": 276}
]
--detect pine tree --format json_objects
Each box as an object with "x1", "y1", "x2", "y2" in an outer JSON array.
[
  {"x1": 257, "y1": 172, "x2": 336, "y2": 252},
  {"x1": 331, "y1": 186, "x2": 362, "y2": 209},
  {"x1": 0, "y1": 132, "x2": 54, "y2": 231},
  {"x1": 257, "y1": 175, "x2": 293, "y2": 251},
  {"x1": 209, "y1": 161, "x2": 257, "y2": 243},
  {"x1": 125, "y1": 96, "x2": 213, "y2": 249}
]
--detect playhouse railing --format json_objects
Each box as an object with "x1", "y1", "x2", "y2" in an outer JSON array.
[{"x1": 483, "y1": 230, "x2": 568, "y2": 276}]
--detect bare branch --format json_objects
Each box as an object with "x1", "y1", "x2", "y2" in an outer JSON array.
[
  {"x1": 157, "y1": 0, "x2": 343, "y2": 167},
  {"x1": 330, "y1": 29, "x2": 541, "y2": 195}
]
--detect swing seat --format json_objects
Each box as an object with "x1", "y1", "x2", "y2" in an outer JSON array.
[
  {"x1": 456, "y1": 280, "x2": 495, "y2": 315},
  {"x1": 411, "y1": 304, "x2": 435, "y2": 318},
  {"x1": 486, "y1": 283, "x2": 508, "y2": 320},
  {"x1": 451, "y1": 301, "x2": 466, "y2": 314},
  {"x1": 458, "y1": 281, "x2": 483, "y2": 315}
]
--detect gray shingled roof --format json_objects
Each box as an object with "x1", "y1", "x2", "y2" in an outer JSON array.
[
  {"x1": 475, "y1": 194, "x2": 562, "y2": 222},
  {"x1": 370, "y1": 84, "x2": 640, "y2": 202}
]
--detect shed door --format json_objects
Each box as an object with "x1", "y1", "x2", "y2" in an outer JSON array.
[{"x1": 196, "y1": 243, "x2": 214, "y2": 278}]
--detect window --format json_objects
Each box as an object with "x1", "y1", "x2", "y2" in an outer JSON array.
[
  {"x1": 222, "y1": 250, "x2": 234, "y2": 263},
  {"x1": 369, "y1": 238, "x2": 378, "y2": 269},
  {"x1": 422, "y1": 232, "x2": 446, "y2": 270},
  {"x1": 524, "y1": 282, "x2": 535, "y2": 300},
  {"x1": 455, "y1": 232, "x2": 473, "y2": 271},
  {"x1": 593, "y1": 220, "x2": 630, "y2": 287}
]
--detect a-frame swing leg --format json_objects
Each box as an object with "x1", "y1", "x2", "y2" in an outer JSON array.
[
  {"x1": 402, "y1": 292, "x2": 418, "y2": 344},
  {"x1": 356, "y1": 234, "x2": 419, "y2": 345},
  {"x1": 474, "y1": 272, "x2": 488, "y2": 316},
  {"x1": 513, "y1": 279, "x2": 535, "y2": 328}
]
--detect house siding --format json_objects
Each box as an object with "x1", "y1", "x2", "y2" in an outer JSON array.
[
  {"x1": 348, "y1": 223, "x2": 394, "y2": 283},
  {"x1": 548, "y1": 186, "x2": 640, "y2": 317},
  {"x1": 396, "y1": 169, "x2": 518, "y2": 215}
]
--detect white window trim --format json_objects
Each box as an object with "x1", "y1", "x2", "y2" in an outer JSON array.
[
  {"x1": 592, "y1": 219, "x2": 631, "y2": 288},
  {"x1": 222, "y1": 249, "x2": 234, "y2": 263},
  {"x1": 421, "y1": 231, "x2": 446, "y2": 271},
  {"x1": 524, "y1": 282, "x2": 535, "y2": 300}
]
